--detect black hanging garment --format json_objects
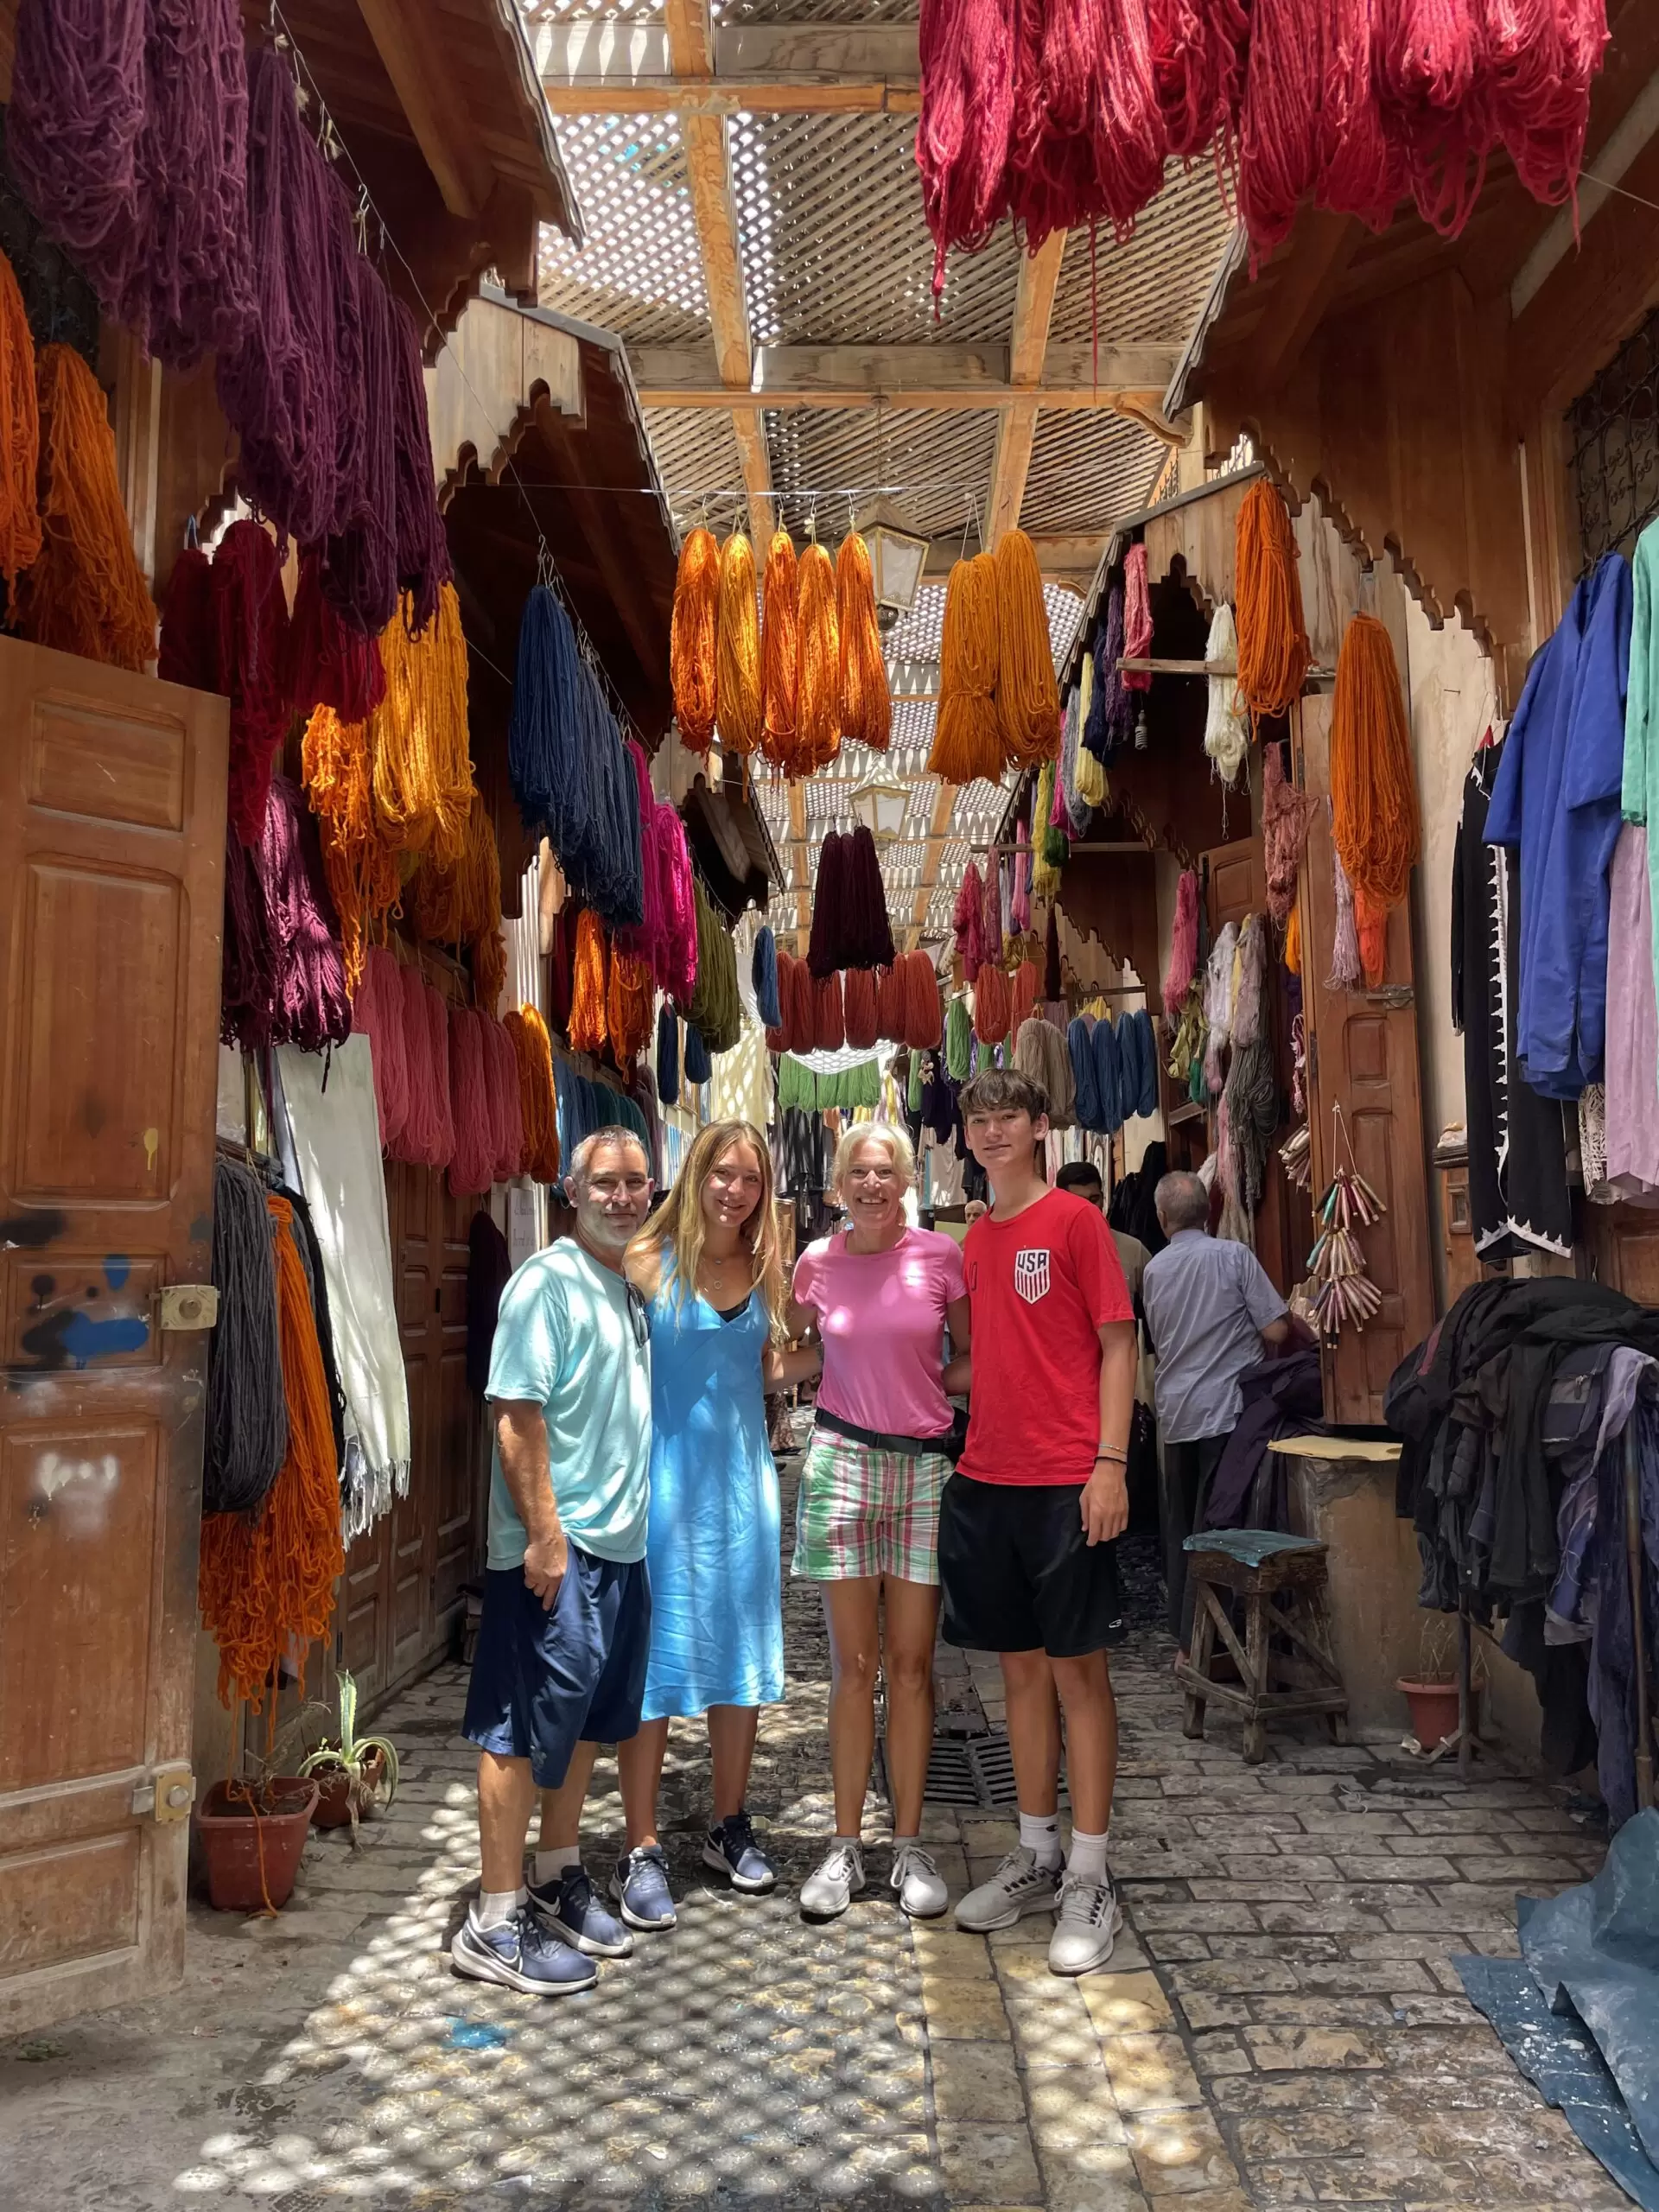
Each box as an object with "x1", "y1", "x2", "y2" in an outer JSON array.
[{"x1": 1451, "y1": 744, "x2": 1572, "y2": 1262}]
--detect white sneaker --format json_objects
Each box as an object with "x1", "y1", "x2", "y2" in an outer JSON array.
[
  {"x1": 1047, "y1": 1870, "x2": 1123, "y2": 1976},
  {"x1": 954, "y1": 1846, "x2": 1062, "y2": 1931},
  {"x1": 891, "y1": 1843, "x2": 949, "y2": 1920},
  {"x1": 799, "y1": 1841, "x2": 865, "y2": 1918}
]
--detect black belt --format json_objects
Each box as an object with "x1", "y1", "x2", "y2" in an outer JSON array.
[{"x1": 814, "y1": 1408, "x2": 955, "y2": 1458}]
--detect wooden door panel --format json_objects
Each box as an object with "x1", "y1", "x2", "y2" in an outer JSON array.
[
  {"x1": 0, "y1": 640, "x2": 226, "y2": 2034},
  {"x1": 341, "y1": 1514, "x2": 389, "y2": 1705},
  {"x1": 1296, "y1": 693, "x2": 1435, "y2": 1422},
  {"x1": 0, "y1": 1422, "x2": 157, "y2": 1789},
  {"x1": 15, "y1": 861, "x2": 184, "y2": 1200}
]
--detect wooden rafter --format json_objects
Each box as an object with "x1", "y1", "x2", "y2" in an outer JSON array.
[
  {"x1": 987, "y1": 232, "x2": 1068, "y2": 548},
  {"x1": 356, "y1": 0, "x2": 496, "y2": 218},
  {"x1": 666, "y1": 0, "x2": 775, "y2": 543},
  {"x1": 538, "y1": 20, "x2": 919, "y2": 112}
]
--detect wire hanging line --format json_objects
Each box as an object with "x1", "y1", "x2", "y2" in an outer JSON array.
[{"x1": 266, "y1": 4, "x2": 645, "y2": 746}]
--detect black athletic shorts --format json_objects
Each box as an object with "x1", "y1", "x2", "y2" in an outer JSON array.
[{"x1": 938, "y1": 1471, "x2": 1125, "y2": 1657}]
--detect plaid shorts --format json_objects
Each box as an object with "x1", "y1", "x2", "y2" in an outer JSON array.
[{"x1": 791, "y1": 1427, "x2": 950, "y2": 1586}]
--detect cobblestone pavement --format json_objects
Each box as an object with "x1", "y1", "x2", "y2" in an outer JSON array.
[{"x1": 0, "y1": 1487, "x2": 1627, "y2": 2212}]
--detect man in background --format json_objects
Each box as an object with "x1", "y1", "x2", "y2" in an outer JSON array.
[
  {"x1": 1140, "y1": 1171, "x2": 1289, "y2": 1654},
  {"x1": 1054, "y1": 1160, "x2": 1150, "y2": 1310}
]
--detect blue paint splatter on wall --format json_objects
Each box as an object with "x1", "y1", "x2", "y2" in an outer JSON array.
[
  {"x1": 104, "y1": 1255, "x2": 131, "y2": 1289},
  {"x1": 58, "y1": 1313, "x2": 149, "y2": 1365}
]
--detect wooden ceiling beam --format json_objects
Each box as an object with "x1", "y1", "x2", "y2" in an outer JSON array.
[
  {"x1": 537, "y1": 19, "x2": 918, "y2": 111},
  {"x1": 666, "y1": 0, "x2": 775, "y2": 543},
  {"x1": 637, "y1": 379, "x2": 1177, "y2": 423},
  {"x1": 354, "y1": 0, "x2": 495, "y2": 219},
  {"x1": 987, "y1": 231, "x2": 1069, "y2": 548},
  {"x1": 908, "y1": 779, "x2": 964, "y2": 952}
]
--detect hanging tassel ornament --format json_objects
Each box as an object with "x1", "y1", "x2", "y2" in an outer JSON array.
[
  {"x1": 671, "y1": 525, "x2": 720, "y2": 752},
  {"x1": 760, "y1": 530, "x2": 798, "y2": 766},
  {"x1": 716, "y1": 530, "x2": 762, "y2": 755},
  {"x1": 1306, "y1": 1114, "x2": 1387, "y2": 1338},
  {"x1": 836, "y1": 531, "x2": 892, "y2": 752}
]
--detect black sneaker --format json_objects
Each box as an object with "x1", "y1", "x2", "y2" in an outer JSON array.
[
  {"x1": 702, "y1": 1810, "x2": 778, "y2": 1893},
  {"x1": 610, "y1": 1842, "x2": 677, "y2": 1930},
  {"x1": 526, "y1": 1862, "x2": 633, "y2": 1957},
  {"x1": 449, "y1": 1906, "x2": 598, "y2": 1996}
]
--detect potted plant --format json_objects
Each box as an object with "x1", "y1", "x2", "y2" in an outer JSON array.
[
  {"x1": 196, "y1": 1769, "x2": 320, "y2": 1913},
  {"x1": 1397, "y1": 1616, "x2": 1464, "y2": 1752},
  {"x1": 299, "y1": 1670, "x2": 399, "y2": 1839}
]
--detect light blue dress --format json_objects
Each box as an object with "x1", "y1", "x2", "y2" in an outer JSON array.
[{"x1": 641, "y1": 1271, "x2": 784, "y2": 1721}]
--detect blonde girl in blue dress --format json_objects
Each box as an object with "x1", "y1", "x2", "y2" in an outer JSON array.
[{"x1": 616, "y1": 1119, "x2": 819, "y2": 1929}]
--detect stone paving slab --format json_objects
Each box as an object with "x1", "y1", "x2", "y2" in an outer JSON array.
[{"x1": 0, "y1": 1500, "x2": 1627, "y2": 2210}]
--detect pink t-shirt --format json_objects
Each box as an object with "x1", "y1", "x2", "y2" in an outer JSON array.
[{"x1": 792, "y1": 1227, "x2": 966, "y2": 1440}]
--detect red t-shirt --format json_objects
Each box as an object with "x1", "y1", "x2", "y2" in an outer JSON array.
[{"x1": 957, "y1": 1187, "x2": 1134, "y2": 1487}]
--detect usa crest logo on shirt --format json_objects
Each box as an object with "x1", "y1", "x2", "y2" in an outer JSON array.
[{"x1": 1014, "y1": 1249, "x2": 1050, "y2": 1304}]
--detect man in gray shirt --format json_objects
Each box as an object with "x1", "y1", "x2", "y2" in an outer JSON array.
[{"x1": 1141, "y1": 1172, "x2": 1289, "y2": 1651}]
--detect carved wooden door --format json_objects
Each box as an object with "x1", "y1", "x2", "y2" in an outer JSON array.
[{"x1": 0, "y1": 638, "x2": 226, "y2": 2032}]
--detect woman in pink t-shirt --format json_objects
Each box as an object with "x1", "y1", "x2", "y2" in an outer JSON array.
[{"x1": 786, "y1": 1122, "x2": 970, "y2": 1925}]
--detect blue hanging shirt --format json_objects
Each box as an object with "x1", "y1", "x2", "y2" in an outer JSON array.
[{"x1": 1485, "y1": 551, "x2": 1631, "y2": 1099}]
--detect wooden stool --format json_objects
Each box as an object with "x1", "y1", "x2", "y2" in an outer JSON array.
[{"x1": 1174, "y1": 1531, "x2": 1351, "y2": 1764}]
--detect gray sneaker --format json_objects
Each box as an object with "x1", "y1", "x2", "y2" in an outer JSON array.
[
  {"x1": 799, "y1": 1840, "x2": 865, "y2": 1918},
  {"x1": 891, "y1": 1843, "x2": 950, "y2": 1920},
  {"x1": 955, "y1": 1846, "x2": 1062, "y2": 1931},
  {"x1": 1047, "y1": 1870, "x2": 1123, "y2": 1975}
]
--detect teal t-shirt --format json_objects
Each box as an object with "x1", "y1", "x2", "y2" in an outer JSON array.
[{"x1": 484, "y1": 1239, "x2": 652, "y2": 1568}]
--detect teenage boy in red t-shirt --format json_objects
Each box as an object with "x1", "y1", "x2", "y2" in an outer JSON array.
[{"x1": 939, "y1": 1068, "x2": 1136, "y2": 1975}]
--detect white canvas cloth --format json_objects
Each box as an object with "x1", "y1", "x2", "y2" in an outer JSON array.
[{"x1": 275, "y1": 1039, "x2": 410, "y2": 1538}]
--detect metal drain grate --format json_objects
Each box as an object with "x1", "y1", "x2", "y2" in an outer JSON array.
[{"x1": 877, "y1": 1728, "x2": 1071, "y2": 1811}]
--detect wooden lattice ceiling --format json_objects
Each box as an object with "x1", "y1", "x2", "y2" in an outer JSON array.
[{"x1": 526, "y1": 0, "x2": 1237, "y2": 946}]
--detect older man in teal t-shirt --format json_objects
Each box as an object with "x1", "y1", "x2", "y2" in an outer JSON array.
[{"x1": 454, "y1": 1126, "x2": 658, "y2": 1999}]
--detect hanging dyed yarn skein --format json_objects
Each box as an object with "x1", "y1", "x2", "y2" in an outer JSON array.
[
  {"x1": 0, "y1": 252, "x2": 40, "y2": 589},
  {"x1": 715, "y1": 531, "x2": 762, "y2": 756},
  {"x1": 994, "y1": 528, "x2": 1062, "y2": 767},
  {"x1": 372, "y1": 584, "x2": 475, "y2": 869},
  {"x1": 1234, "y1": 480, "x2": 1310, "y2": 721},
  {"x1": 19, "y1": 343, "x2": 156, "y2": 672},
  {"x1": 302, "y1": 705, "x2": 401, "y2": 997},
  {"x1": 760, "y1": 530, "x2": 799, "y2": 766},
  {"x1": 1203, "y1": 602, "x2": 1248, "y2": 785},
  {"x1": 929, "y1": 554, "x2": 1003, "y2": 785},
  {"x1": 836, "y1": 531, "x2": 891, "y2": 752},
  {"x1": 797, "y1": 539, "x2": 841, "y2": 769},
  {"x1": 671, "y1": 526, "x2": 720, "y2": 752},
  {"x1": 1330, "y1": 613, "x2": 1421, "y2": 987}
]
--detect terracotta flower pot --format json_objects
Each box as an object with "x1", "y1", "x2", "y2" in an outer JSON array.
[
  {"x1": 310, "y1": 1747, "x2": 387, "y2": 1830},
  {"x1": 1397, "y1": 1676, "x2": 1460, "y2": 1751},
  {"x1": 197, "y1": 1777, "x2": 318, "y2": 1911}
]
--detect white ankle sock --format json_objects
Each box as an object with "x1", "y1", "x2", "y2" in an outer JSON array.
[
  {"x1": 1019, "y1": 1812, "x2": 1063, "y2": 1869},
  {"x1": 892, "y1": 1834, "x2": 919, "y2": 1851},
  {"x1": 1067, "y1": 1827, "x2": 1110, "y2": 1885},
  {"x1": 474, "y1": 1885, "x2": 526, "y2": 1932},
  {"x1": 832, "y1": 1834, "x2": 862, "y2": 1853},
  {"x1": 532, "y1": 1847, "x2": 582, "y2": 1886}
]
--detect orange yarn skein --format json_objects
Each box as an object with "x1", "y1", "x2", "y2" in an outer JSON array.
[
  {"x1": 370, "y1": 584, "x2": 476, "y2": 866},
  {"x1": 992, "y1": 531, "x2": 1061, "y2": 768},
  {"x1": 929, "y1": 554, "x2": 1003, "y2": 785},
  {"x1": 671, "y1": 526, "x2": 720, "y2": 752},
  {"x1": 19, "y1": 343, "x2": 156, "y2": 669},
  {"x1": 760, "y1": 530, "x2": 798, "y2": 765},
  {"x1": 198, "y1": 1195, "x2": 343, "y2": 1711},
  {"x1": 302, "y1": 706, "x2": 402, "y2": 997},
  {"x1": 503, "y1": 1007, "x2": 561, "y2": 1183},
  {"x1": 796, "y1": 541, "x2": 841, "y2": 770},
  {"x1": 836, "y1": 531, "x2": 891, "y2": 752},
  {"x1": 716, "y1": 531, "x2": 762, "y2": 755},
  {"x1": 1330, "y1": 613, "x2": 1421, "y2": 989},
  {"x1": 0, "y1": 251, "x2": 41, "y2": 588},
  {"x1": 973, "y1": 960, "x2": 1012, "y2": 1045},
  {"x1": 569, "y1": 908, "x2": 609, "y2": 1053},
  {"x1": 1234, "y1": 480, "x2": 1311, "y2": 720},
  {"x1": 607, "y1": 950, "x2": 656, "y2": 1069}
]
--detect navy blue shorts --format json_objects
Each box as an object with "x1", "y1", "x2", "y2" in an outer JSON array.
[{"x1": 462, "y1": 1550, "x2": 652, "y2": 1789}]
